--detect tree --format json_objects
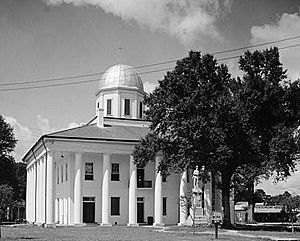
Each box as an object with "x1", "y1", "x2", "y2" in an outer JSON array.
[
  {"x1": 233, "y1": 48, "x2": 300, "y2": 222},
  {"x1": 253, "y1": 189, "x2": 267, "y2": 203},
  {"x1": 0, "y1": 116, "x2": 26, "y2": 201},
  {"x1": 133, "y1": 49, "x2": 299, "y2": 228},
  {"x1": 0, "y1": 115, "x2": 17, "y2": 189},
  {"x1": 133, "y1": 51, "x2": 245, "y2": 228},
  {"x1": 14, "y1": 162, "x2": 26, "y2": 201},
  {"x1": 0, "y1": 184, "x2": 14, "y2": 237}
]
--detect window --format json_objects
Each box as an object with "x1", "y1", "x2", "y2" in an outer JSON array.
[
  {"x1": 124, "y1": 99, "x2": 130, "y2": 116},
  {"x1": 162, "y1": 176, "x2": 167, "y2": 182},
  {"x1": 65, "y1": 163, "x2": 68, "y2": 181},
  {"x1": 85, "y1": 162, "x2": 94, "y2": 180},
  {"x1": 107, "y1": 99, "x2": 112, "y2": 115},
  {"x1": 137, "y1": 168, "x2": 152, "y2": 188},
  {"x1": 139, "y1": 102, "x2": 143, "y2": 118},
  {"x1": 97, "y1": 102, "x2": 99, "y2": 108},
  {"x1": 61, "y1": 165, "x2": 63, "y2": 183},
  {"x1": 111, "y1": 197, "x2": 120, "y2": 215},
  {"x1": 57, "y1": 165, "x2": 59, "y2": 184},
  {"x1": 111, "y1": 163, "x2": 119, "y2": 181},
  {"x1": 163, "y1": 197, "x2": 167, "y2": 216}
]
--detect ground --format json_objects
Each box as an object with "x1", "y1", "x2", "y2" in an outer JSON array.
[{"x1": 0, "y1": 225, "x2": 300, "y2": 241}]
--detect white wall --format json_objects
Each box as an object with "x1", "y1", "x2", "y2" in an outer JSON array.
[
  {"x1": 81, "y1": 152, "x2": 103, "y2": 224},
  {"x1": 162, "y1": 173, "x2": 180, "y2": 224}
]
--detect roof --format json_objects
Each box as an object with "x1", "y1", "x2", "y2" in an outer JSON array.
[
  {"x1": 23, "y1": 116, "x2": 150, "y2": 162},
  {"x1": 98, "y1": 64, "x2": 144, "y2": 92},
  {"x1": 45, "y1": 122, "x2": 149, "y2": 142}
]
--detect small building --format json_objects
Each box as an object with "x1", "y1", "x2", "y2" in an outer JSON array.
[
  {"x1": 24, "y1": 64, "x2": 222, "y2": 227},
  {"x1": 235, "y1": 202, "x2": 249, "y2": 223},
  {"x1": 254, "y1": 203, "x2": 285, "y2": 222}
]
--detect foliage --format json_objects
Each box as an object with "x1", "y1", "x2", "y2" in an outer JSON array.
[
  {"x1": 0, "y1": 115, "x2": 26, "y2": 201},
  {"x1": 0, "y1": 115, "x2": 16, "y2": 158},
  {"x1": 0, "y1": 184, "x2": 14, "y2": 221},
  {"x1": 133, "y1": 49, "x2": 299, "y2": 228}
]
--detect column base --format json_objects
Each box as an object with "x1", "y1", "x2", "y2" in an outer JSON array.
[
  {"x1": 34, "y1": 222, "x2": 44, "y2": 227},
  {"x1": 177, "y1": 223, "x2": 187, "y2": 226},
  {"x1": 44, "y1": 223, "x2": 56, "y2": 228},
  {"x1": 153, "y1": 223, "x2": 165, "y2": 227},
  {"x1": 127, "y1": 223, "x2": 139, "y2": 227},
  {"x1": 101, "y1": 223, "x2": 112, "y2": 227},
  {"x1": 74, "y1": 223, "x2": 86, "y2": 227}
]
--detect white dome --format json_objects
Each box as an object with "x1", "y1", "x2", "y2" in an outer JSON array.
[{"x1": 98, "y1": 64, "x2": 144, "y2": 91}]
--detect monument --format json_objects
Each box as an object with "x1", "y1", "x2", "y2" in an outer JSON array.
[{"x1": 192, "y1": 166, "x2": 206, "y2": 224}]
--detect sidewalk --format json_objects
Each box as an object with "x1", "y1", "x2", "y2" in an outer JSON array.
[{"x1": 156, "y1": 225, "x2": 300, "y2": 241}]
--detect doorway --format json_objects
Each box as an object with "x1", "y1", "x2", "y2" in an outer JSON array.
[
  {"x1": 83, "y1": 197, "x2": 95, "y2": 223},
  {"x1": 137, "y1": 197, "x2": 144, "y2": 223}
]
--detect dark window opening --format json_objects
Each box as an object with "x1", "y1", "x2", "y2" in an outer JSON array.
[
  {"x1": 162, "y1": 176, "x2": 167, "y2": 182},
  {"x1": 107, "y1": 99, "x2": 112, "y2": 115},
  {"x1": 111, "y1": 197, "x2": 120, "y2": 215},
  {"x1": 61, "y1": 165, "x2": 63, "y2": 183},
  {"x1": 124, "y1": 99, "x2": 130, "y2": 116},
  {"x1": 85, "y1": 162, "x2": 94, "y2": 180},
  {"x1": 139, "y1": 102, "x2": 143, "y2": 118},
  {"x1": 163, "y1": 197, "x2": 167, "y2": 216},
  {"x1": 111, "y1": 163, "x2": 119, "y2": 181}
]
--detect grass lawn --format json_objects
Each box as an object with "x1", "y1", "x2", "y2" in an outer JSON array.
[
  {"x1": 0, "y1": 225, "x2": 266, "y2": 241},
  {"x1": 1, "y1": 224, "x2": 299, "y2": 241}
]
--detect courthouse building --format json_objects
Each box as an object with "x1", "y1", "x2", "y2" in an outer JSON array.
[{"x1": 24, "y1": 64, "x2": 222, "y2": 227}]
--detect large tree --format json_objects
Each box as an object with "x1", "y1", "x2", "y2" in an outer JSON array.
[
  {"x1": 0, "y1": 115, "x2": 17, "y2": 188},
  {"x1": 133, "y1": 49, "x2": 299, "y2": 228},
  {"x1": 233, "y1": 48, "x2": 300, "y2": 222},
  {"x1": 0, "y1": 115, "x2": 26, "y2": 201}
]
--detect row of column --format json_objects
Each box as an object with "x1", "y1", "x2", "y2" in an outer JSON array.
[
  {"x1": 99, "y1": 153, "x2": 164, "y2": 226},
  {"x1": 27, "y1": 151, "x2": 217, "y2": 226},
  {"x1": 26, "y1": 152, "x2": 55, "y2": 227}
]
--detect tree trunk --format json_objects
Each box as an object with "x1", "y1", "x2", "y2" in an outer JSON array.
[
  {"x1": 247, "y1": 182, "x2": 255, "y2": 223},
  {"x1": 221, "y1": 173, "x2": 234, "y2": 229}
]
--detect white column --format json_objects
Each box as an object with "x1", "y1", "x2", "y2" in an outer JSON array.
[
  {"x1": 101, "y1": 153, "x2": 112, "y2": 226},
  {"x1": 204, "y1": 173, "x2": 212, "y2": 223},
  {"x1": 26, "y1": 168, "x2": 30, "y2": 223},
  {"x1": 153, "y1": 155, "x2": 164, "y2": 226},
  {"x1": 178, "y1": 170, "x2": 188, "y2": 226},
  {"x1": 28, "y1": 167, "x2": 33, "y2": 223},
  {"x1": 74, "y1": 152, "x2": 82, "y2": 225},
  {"x1": 59, "y1": 198, "x2": 64, "y2": 224},
  {"x1": 42, "y1": 156, "x2": 46, "y2": 224},
  {"x1": 35, "y1": 159, "x2": 41, "y2": 225},
  {"x1": 45, "y1": 151, "x2": 55, "y2": 228},
  {"x1": 64, "y1": 198, "x2": 68, "y2": 225},
  {"x1": 55, "y1": 198, "x2": 59, "y2": 223},
  {"x1": 33, "y1": 161, "x2": 37, "y2": 223},
  {"x1": 127, "y1": 155, "x2": 138, "y2": 226}
]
